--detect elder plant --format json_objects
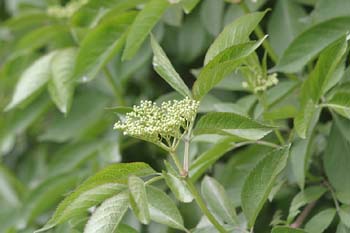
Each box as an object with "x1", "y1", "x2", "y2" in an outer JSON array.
[{"x1": 1, "y1": 0, "x2": 350, "y2": 233}]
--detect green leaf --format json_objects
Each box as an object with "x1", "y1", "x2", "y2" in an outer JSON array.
[
  {"x1": 312, "y1": 0, "x2": 350, "y2": 22},
  {"x1": 336, "y1": 223, "x2": 350, "y2": 233},
  {"x1": 117, "y1": 224, "x2": 139, "y2": 233},
  {"x1": 272, "y1": 226, "x2": 307, "y2": 233},
  {"x1": 48, "y1": 48, "x2": 78, "y2": 114},
  {"x1": 74, "y1": 12, "x2": 136, "y2": 82},
  {"x1": 304, "y1": 208, "x2": 336, "y2": 233},
  {"x1": 287, "y1": 186, "x2": 326, "y2": 222},
  {"x1": 267, "y1": 0, "x2": 307, "y2": 57},
  {"x1": 193, "y1": 39, "x2": 265, "y2": 100},
  {"x1": 37, "y1": 162, "x2": 155, "y2": 232},
  {"x1": 14, "y1": 25, "x2": 73, "y2": 56},
  {"x1": 200, "y1": 0, "x2": 224, "y2": 36},
  {"x1": 122, "y1": 0, "x2": 170, "y2": 60},
  {"x1": 325, "y1": 92, "x2": 350, "y2": 119},
  {"x1": 339, "y1": 205, "x2": 350, "y2": 228},
  {"x1": 194, "y1": 112, "x2": 273, "y2": 140},
  {"x1": 204, "y1": 11, "x2": 267, "y2": 64},
  {"x1": 288, "y1": 138, "x2": 312, "y2": 189},
  {"x1": 0, "y1": 164, "x2": 26, "y2": 207},
  {"x1": 47, "y1": 141, "x2": 102, "y2": 178},
  {"x1": 181, "y1": 0, "x2": 201, "y2": 14},
  {"x1": 324, "y1": 123, "x2": 350, "y2": 199},
  {"x1": 128, "y1": 176, "x2": 150, "y2": 224},
  {"x1": 84, "y1": 190, "x2": 129, "y2": 233},
  {"x1": 163, "y1": 172, "x2": 193, "y2": 203},
  {"x1": 39, "y1": 91, "x2": 109, "y2": 142},
  {"x1": 146, "y1": 186, "x2": 185, "y2": 231},
  {"x1": 5, "y1": 51, "x2": 57, "y2": 111},
  {"x1": 150, "y1": 35, "x2": 191, "y2": 97},
  {"x1": 241, "y1": 145, "x2": 290, "y2": 227},
  {"x1": 189, "y1": 138, "x2": 235, "y2": 182},
  {"x1": 22, "y1": 173, "x2": 80, "y2": 225},
  {"x1": 274, "y1": 17, "x2": 350, "y2": 73},
  {"x1": 201, "y1": 176, "x2": 238, "y2": 225},
  {"x1": 294, "y1": 100, "x2": 320, "y2": 139},
  {"x1": 300, "y1": 36, "x2": 347, "y2": 104}
]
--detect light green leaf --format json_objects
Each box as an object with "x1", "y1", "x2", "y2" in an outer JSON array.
[
  {"x1": 267, "y1": 0, "x2": 307, "y2": 57},
  {"x1": 194, "y1": 112, "x2": 273, "y2": 140},
  {"x1": 324, "y1": 123, "x2": 350, "y2": 200},
  {"x1": 272, "y1": 226, "x2": 307, "y2": 233},
  {"x1": 84, "y1": 190, "x2": 129, "y2": 233},
  {"x1": 201, "y1": 176, "x2": 238, "y2": 225},
  {"x1": 200, "y1": 0, "x2": 224, "y2": 36},
  {"x1": 36, "y1": 162, "x2": 155, "y2": 232},
  {"x1": 192, "y1": 39, "x2": 265, "y2": 100},
  {"x1": 312, "y1": 0, "x2": 350, "y2": 23},
  {"x1": 339, "y1": 205, "x2": 350, "y2": 228},
  {"x1": 274, "y1": 17, "x2": 350, "y2": 73},
  {"x1": 48, "y1": 48, "x2": 78, "y2": 114},
  {"x1": 5, "y1": 51, "x2": 57, "y2": 111},
  {"x1": 122, "y1": 0, "x2": 170, "y2": 60},
  {"x1": 150, "y1": 35, "x2": 191, "y2": 97},
  {"x1": 325, "y1": 92, "x2": 350, "y2": 119},
  {"x1": 287, "y1": 186, "x2": 326, "y2": 222},
  {"x1": 241, "y1": 145, "x2": 290, "y2": 227},
  {"x1": 74, "y1": 12, "x2": 136, "y2": 82},
  {"x1": 181, "y1": 0, "x2": 201, "y2": 14},
  {"x1": 128, "y1": 176, "x2": 150, "y2": 224},
  {"x1": 189, "y1": 138, "x2": 235, "y2": 182},
  {"x1": 163, "y1": 172, "x2": 193, "y2": 203},
  {"x1": 304, "y1": 208, "x2": 336, "y2": 233},
  {"x1": 146, "y1": 186, "x2": 185, "y2": 231},
  {"x1": 204, "y1": 11, "x2": 267, "y2": 64},
  {"x1": 294, "y1": 100, "x2": 320, "y2": 139}
]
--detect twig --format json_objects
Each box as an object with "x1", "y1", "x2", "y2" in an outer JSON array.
[{"x1": 290, "y1": 201, "x2": 317, "y2": 228}]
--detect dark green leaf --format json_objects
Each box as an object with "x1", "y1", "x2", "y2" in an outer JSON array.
[
  {"x1": 193, "y1": 39, "x2": 265, "y2": 100},
  {"x1": 272, "y1": 226, "x2": 307, "y2": 233},
  {"x1": 74, "y1": 12, "x2": 136, "y2": 82},
  {"x1": 241, "y1": 145, "x2": 290, "y2": 227},
  {"x1": 204, "y1": 11, "x2": 267, "y2": 64},
  {"x1": 274, "y1": 17, "x2": 350, "y2": 73}
]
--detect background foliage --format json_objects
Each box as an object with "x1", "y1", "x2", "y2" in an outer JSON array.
[{"x1": 1, "y1": 0, "x2": 350, "y2": 233}]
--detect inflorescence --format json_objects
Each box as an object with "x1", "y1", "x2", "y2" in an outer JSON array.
[{"x1": 114, "y1": 97, "x2": 199, "y2": 151}]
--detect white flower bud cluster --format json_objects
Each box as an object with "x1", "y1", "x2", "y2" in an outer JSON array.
[
  {"x1": 114, "y1": 97, "x2": 199, "y2": 150},
  {"x1": 242, "y1": 73, "x2": 279, "y2": 93},
  {"x1": 47, "y1": 0, "x2": 88, "y2": 18}
]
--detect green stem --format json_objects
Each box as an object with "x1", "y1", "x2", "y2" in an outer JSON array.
[
  {"x1": 145, "y1": 175, "x2": 164, "y2": 185},
  {"x1": 239, "y1": 1, "x2": 299, "y2": 82},
  {"x1": 170, "y1": 151, "x2": 185, "y2": 175},
  {"x1": 184, "y1": 178, "x2": 227, "y2": 233},
  {"x1": 103, "y1": 67, "x2": 126, "y2": 106},
  {"x1": 323, "y1": 179, "x2": 340, "y2": 211}
]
